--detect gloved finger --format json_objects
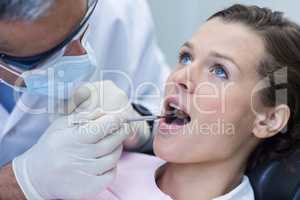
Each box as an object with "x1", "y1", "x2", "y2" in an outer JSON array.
[
  {"x1": 76, "y1": 81, "x2": 131, "y2": 114},
  {"x1": 123, "y1": 120, "x2": 151, "y2": 150},
  {"x1": 72, "y1": 85, "x2": 92, "y2": 111},
  {"x1": 70, "y1": 108, "x2": 106, "y2": 127},
  {"x1": 80, "y1": 108, "x2": 106, "y2": 121},
  {"x1": 77, "y1": 115, "x2": 125, "y2": 144},
  {"x1": 84, "y1": 126, "x2": 130, "y2": 158},
  {"x1": 59, "y1": 84, "x2": 92, "y2": 115},
  {"x1": 76, "y1": 145, "x2": 123, "y2": 176},
  {"x1": 73, "y1": 82, "x2": 100, "y2": 113}
]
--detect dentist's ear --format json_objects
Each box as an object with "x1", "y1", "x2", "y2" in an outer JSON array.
[{"x1": 253, "y1": 104, "x2": 290, "y2": 139}]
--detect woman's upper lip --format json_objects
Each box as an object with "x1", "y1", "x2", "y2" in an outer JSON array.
[{"x1": 163, "y1": 96, "x2": 189, "y2": 116}]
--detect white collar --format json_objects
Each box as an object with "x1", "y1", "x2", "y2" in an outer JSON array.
[
  {"x1": 154, "y1": 164, "x2": 254, "y2": 200},
  {"x1": 212, "y1": 176, "x2": 255, "y2": 200}
]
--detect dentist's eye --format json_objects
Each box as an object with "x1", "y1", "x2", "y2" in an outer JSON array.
[
  {"x1": 210, "y1": 65, "x2": 229, "y2": 80},
  {"x1": 179, "y1": 52, "x2": 193, "y2": 65}
]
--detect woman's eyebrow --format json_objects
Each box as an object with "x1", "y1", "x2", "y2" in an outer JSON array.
[
  {"x1": 210, "y1": 51, "x2": 241, "y2": 72},
  {"x1": 181, "y1": 41, "x2": 194, "y2": 50}
]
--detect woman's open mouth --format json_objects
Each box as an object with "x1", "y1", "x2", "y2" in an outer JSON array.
[
  {"x1": 158, "y1": 98, "x2": 192, "y2": 134},
  {"x1": 164, "y1": 100, "x2": 191, "y2": 126}
]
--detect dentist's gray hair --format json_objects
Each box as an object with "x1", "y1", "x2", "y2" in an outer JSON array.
[{"x1": 0, "y1": 0, "x2": 54, "y2": 21}]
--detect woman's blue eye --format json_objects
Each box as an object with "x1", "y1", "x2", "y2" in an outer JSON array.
[
  {"x1": 210, "y1": 65, "x2": 229, "y2": 80},
  {"x1": 179, "y1": 53, "x2": 192, "y2": 65}
]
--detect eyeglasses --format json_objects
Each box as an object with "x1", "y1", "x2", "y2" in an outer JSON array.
[
  {"x1": 0, "y1": 0, "x2": 98, "y2": 71},
  {"x1": 0, "y1": 0, "x2": 98, "y2": 89}
]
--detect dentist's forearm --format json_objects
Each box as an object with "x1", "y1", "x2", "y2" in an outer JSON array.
[{"x1": 0, "y1": 163, "x2": 26, "y2": 200}]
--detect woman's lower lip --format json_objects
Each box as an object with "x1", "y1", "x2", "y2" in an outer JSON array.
[{"x1": 158, "y1": 118, "x2": 184, "y2": 134}]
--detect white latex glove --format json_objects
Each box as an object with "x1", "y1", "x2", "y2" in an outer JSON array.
[
  {"x1": 13, "y1": 113, "x2": 129, "y2": 200},
  {"x1": 69, "y1": 81, "x2": 151, "y2": 151}
]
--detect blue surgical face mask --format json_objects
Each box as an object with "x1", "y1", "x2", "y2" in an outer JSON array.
[{"x1": 20, "y1": 45, "x2": 97, "y2": 100}]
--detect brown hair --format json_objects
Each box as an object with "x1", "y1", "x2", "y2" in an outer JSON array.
[{"x1": 208, "y1": 4, "x2": 300, "y2": 171}]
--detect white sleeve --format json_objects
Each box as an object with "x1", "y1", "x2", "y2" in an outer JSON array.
[{"x1": 88, "y1": 0, "x2": 170, "y2": 115}]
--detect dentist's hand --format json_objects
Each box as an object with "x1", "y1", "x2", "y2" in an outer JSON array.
[
  {"x1": 12, "y1": 113, "x2": 128, "y2": 200},
  {"x1": 68, "y1": 81, "x2": 152, "y2": 151}
]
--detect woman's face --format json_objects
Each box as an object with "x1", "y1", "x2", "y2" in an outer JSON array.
[{"x1": 154, "y1": 18, "x2": 267, "y2": 164}]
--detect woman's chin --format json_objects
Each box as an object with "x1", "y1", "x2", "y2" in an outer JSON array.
[
  {"x1": 153, "y1": 136, "x2": 172, "y2": 161},
  {"x1": 153, "y1": 134, "x2": 184, "y2": 163}
]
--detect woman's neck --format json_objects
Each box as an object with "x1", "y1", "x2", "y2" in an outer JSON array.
[{"x1": 158, "y1": 158, "x2": 246, "y2": 200}]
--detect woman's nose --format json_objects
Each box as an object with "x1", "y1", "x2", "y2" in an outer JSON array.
[
  {"x1": 170, "y1": 67, "x2": 196, "y2": 94},
  {"x1": 63, "y1": 39, "x2": 87, "y2": 56}
]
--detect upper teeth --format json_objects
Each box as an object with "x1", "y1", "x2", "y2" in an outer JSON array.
[
  {"x1": 169, "y1": 103, "x2": 187, "y2": 119},
  {"x1": 169, "y1": 103, "x2": 181, "y2": 110},
  {"x1": 166, "y1": 102, "x2": 191, "y2": 123}
]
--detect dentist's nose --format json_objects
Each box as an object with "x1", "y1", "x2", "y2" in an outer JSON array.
[
  {"x1": 64, "y1": 39, "x2": 87, "y2": 56},
  {"x1": 170, "y1": 67, "x2": 196, "y2": 94}
]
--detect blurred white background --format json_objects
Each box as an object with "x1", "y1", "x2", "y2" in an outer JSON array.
[{"x1": 147, "y1": 0, "x2": 300, "y2": 67}]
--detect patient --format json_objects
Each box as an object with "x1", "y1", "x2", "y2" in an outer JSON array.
[{"x1": 90, "y1": 4, "x2": 300, "y2": 200}]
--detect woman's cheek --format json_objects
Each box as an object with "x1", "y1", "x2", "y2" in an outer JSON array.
[
  {"x1": 164, "y1": 80, "x2": 177, "y2": 97},
  {"x1": 192, "y1": 84, "x2": 226, "y2": 116},
  {"x1": 190, "y1": 84, "x2": 241, "y2": 136},
  {"x1": 192, "y1": 97, "x2": 222, "y2": 116}
]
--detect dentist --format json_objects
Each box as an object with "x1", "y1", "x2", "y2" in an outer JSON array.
[{"x1": 0, "y1": 0, "x2": 169, "y2": 199}]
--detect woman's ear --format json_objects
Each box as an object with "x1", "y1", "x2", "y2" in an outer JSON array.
[{"x1": 252, "y1": 104, "x2": 290, "y2": 139}]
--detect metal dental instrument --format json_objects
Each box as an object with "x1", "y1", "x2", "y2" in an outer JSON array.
[
  {"x1": 72, "y1": 115, "x2": 168, "y2": 126},
  {"x1": 124, "y1": 115, "x2": 166, "y2": 123}
]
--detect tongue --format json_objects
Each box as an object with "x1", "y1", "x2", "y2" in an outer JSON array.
[
  {"x1": 165, "y1": 114, "x2": 191, "y2": 126},
  {"x1": 165, "y1": 103, "x2": 191, "y2": 126},
  {"x1": 173, "y1": 118, "x2": 188, "y2": 126}
]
